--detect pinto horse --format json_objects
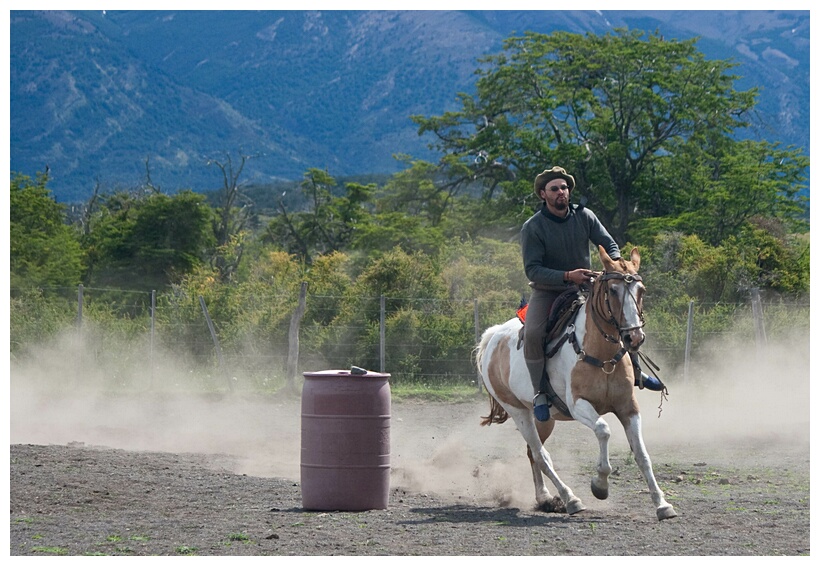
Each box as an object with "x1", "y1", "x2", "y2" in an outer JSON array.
[{"x1": 476, "y1": 246, "x2": 677, "y2": 521}]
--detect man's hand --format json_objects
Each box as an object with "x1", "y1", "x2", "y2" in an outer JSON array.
[{"x1": 565, "y1": 268, "x2": 597, "y2": 284}]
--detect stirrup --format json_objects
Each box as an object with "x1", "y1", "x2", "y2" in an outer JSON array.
[
  {"x1": 635, "y1": 372, "x2": 665, "y2": 392},
  {"x1": 533, "y1": 392, "x2": 551, "y2": 422}
]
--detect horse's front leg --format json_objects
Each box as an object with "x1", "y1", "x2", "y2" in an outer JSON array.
[
  {"x1": 570, "y1": 398, "x2": 613, "y2": 500},
  {"x1": 620, "y1": 412, "x2": 678, "y2": 520}
]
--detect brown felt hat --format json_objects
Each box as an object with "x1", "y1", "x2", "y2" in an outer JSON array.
[{"x1": 534, "y1": 166, "x2": 575, "y2": 198}]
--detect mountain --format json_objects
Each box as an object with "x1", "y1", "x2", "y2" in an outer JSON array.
[{"x1": 10, "y1": 10, "x2": 810, "y2": 202}]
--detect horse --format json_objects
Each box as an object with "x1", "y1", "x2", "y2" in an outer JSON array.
[{"x1": 475, "y1": 246, "x2": 677, "y2": 521}]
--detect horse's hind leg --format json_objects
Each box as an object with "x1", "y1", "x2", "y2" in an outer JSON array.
[
  {"x1": 570, "y1": 398, "x2": 614, "y2": 500},
  {"x1": 620, "y1": 412, "x2": 678, "y2": 520},
  {"x1": 526, "y1": 446, "x2": 559, "y2": 511},
  {"x1": 525, "y1": 419, "x2": 565, "y2": 512},
  {"x1": 511, "y1": 412, "x2": 585, "y2": 515}
]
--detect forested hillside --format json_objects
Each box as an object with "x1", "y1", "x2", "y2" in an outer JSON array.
[{"x1": 10, "y1": 10, "x2": 810, "y2": 202}]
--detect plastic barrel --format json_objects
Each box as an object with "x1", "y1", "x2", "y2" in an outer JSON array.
[{"x1": 300, "y1": 369, "x2": 391, "y2": 511}]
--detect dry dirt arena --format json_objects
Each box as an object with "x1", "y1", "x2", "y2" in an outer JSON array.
[{"x1": 8, "y1": 340, "x2": 812, "y2": 557}]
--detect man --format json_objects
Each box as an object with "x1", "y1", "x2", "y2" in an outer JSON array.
[{"x1": 521, "y1": 166, "x2": 663, "y2": 422}]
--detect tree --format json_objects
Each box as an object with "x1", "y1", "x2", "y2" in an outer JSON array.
[
  {"x1": 82, "y1": 190, "x2": 215, "y2": 290},
  {"x1": 377, "y1": 155, "x2": 478, "y2": 227},
  {"x1": 266, "y1": 168, "x2": 375, "y2": 263},
  {"x1": 413, "y1": 29, "x2": 759, "y2": 244},
  {"x1": 206, "y1": 151, "x2": 257, "y2": 281},
  {"x1": 10, "y1": 172, "x2": 84, "y2": 289}
]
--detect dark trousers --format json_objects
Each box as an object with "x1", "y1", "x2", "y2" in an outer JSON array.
[{"x1": 523, "y1": 288, "x2": 562, "y2": 395}]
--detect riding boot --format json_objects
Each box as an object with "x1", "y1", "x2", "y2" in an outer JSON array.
[
  {"x1": 526, "y1": 359, "x2": 551, "y2": 421},
  {"x1": 629, "y1": 352, "x2": 665, "y2": 392}
]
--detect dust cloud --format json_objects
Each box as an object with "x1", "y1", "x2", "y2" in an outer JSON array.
[{"x1": 9, "y1": 326, "x2": 811, "y2": 511}]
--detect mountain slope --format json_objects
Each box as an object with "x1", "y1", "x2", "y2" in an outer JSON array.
[{"x1": 10, "y1": 10, "x2": 810, "y2": 202}]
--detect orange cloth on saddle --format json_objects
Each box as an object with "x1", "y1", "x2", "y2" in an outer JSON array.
[{"x1": 516, "y1": 303, "x2": 528, "y2": 324}]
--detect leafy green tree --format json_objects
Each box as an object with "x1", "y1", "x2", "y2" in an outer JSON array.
[
  {"x1": 639, "y1": 224, "x2": 808, "y2": 307},
  {"x1": 312, "y1": 247, "x2": 447, "y2": 371},
  {"x1": 10, "y1": 172, "x2": 84, "y2": 289},
  {"x1": 83, "y1": 190, "x2": 215, "y2": 290},
  {"x1": 631, "y1": 139, "x2": 808, "y2": 246},
  {"x1": 266, "y1": 168, "x2": 375, "y2": 263},
  {"x1": 377, "y1": 156, "x2": 462, "y2": 227},
  {"x1": 413, "y1": 29, "x2": 759, "y2": 243},
  {"x1": 349, "y1": 212, "x2": 444, "y2": 259}
]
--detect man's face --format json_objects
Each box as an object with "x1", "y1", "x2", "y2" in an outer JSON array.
[{"x1": 542, "y1": 178, "x2": 570, "y2": 214}]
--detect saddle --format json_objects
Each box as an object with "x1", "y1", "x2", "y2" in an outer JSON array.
[{"x1": 517, "y1": 285, "x2": 587, "y2": 348}]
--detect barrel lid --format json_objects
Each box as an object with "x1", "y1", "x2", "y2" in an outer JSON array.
[{"x1": 303, "y1": 368, "x2": 390, "y2": 378}]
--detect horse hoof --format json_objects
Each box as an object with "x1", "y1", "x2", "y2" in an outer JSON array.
[
  {"x1": 566, "y1": 498, "x2": 586, "y2": 515},
  {"x1": 537, "y1": 495, "x2": 567, "y2": 514},
  {"x1": 657, "y1": 504, "x2": 678, "y2": 521},
  {"x1": 590, "y1": 479, "x2": 609, "y2": 500}
]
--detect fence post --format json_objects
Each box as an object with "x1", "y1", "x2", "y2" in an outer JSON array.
[
  {"x1": 684, "y1": 299, "x2": 694, "y2": 383},
  {"x1": 380, "y1": 295, "x2": 386, "y2": 373},
  {"x1": 286, "y1": 282, "x2": 308, "y2": 393},
  {"x1": 751, "y1": 287, "x2": 767, "y2": 357},
  {"x1": 150, "y1": 289, "x2": 156, "y2": 389},
  {"x1": 199, "y1": 296, "x2": 233, "y2": 392},
  {"x1": 474, "y1": 299, "x2": 483, "y2": 392},
  {"x1": 77, "y1": 284, "x2": 84, "y2": 328}
]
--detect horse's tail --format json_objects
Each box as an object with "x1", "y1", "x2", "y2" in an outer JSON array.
[
  {"x1": 475, "y1": 323, "x2": 511, "y2": 427},
  {"x1": 480, "y1": 394, "x2": 510, "y2": 426}
]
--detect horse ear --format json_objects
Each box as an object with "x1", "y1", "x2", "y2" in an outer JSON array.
[
  {"x1": 630, "y1": 247, "x2": 641, "y2": 271},
  {"x1": 598, "y1": 245, "x2": 615, "y2": 268}
]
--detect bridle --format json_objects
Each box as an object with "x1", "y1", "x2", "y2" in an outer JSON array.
[{"x1": 590, "y1": 271, "x2": 646, "y2": 346}]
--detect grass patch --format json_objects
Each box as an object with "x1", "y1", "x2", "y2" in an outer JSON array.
[
  {"x1": 32, "y1": 546, "x2": 68, "y2": 555},
  {"x1": 390, "y1": 381, "x2": 483, "y2": 402},
  {"x1": 115, "y1": 546, "x2": 134, "y2": 554},
  {"x1": 227, "y1": 533, "x2": 250, "y2": 543}
]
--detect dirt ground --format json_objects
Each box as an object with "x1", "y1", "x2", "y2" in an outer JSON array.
[
  {"x1": 9, "y1": 348, "x2": 812, "y2": 557},
  {"x1": 7, "y1": 329, "x2": 811, "y2": 556}
]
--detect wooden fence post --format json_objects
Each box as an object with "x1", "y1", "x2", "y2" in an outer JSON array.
[
  {"x1": 150, "y1": 289, "x2": 156, "y2": 389},
  {"x1": 77, "y1": 284, "x2": 84, "y2": 328},
  {"x1": 751, "y1": 287, "x2": 767, "y2": 352},
  {"x1": 684, "y1": 299, "x2": 694, "y2": 383},
  {"x1": 199, "y1": 296, "x2": 233, "y2": 392},
  {"x1": 287, "y1": 282, "x2": 308, "y2": 393},
  {"x1": 380, "y1": 295, "x2": 386, "y2": 373}
]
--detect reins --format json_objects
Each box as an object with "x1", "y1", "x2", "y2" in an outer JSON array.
[{"x1": 545, "y1": 271, "x2": 644, "y2": 374}]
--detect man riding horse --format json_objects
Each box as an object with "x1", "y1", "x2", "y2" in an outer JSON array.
[{"x1": 521, "y1": 166, "x2": 664, "y2": 422}]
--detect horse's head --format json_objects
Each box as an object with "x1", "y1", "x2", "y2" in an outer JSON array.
[{"x1": 594, "y1": 246, "x2": 646, "y2": 351}]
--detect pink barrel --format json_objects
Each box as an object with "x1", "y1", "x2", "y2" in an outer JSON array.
[{"x1": 300, "y1": 369, "x2": 391, "y2": 511}]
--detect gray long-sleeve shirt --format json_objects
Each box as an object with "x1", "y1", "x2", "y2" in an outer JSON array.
[{"x1": 521, "y1": 204, "x2": 620, "y2": 290}]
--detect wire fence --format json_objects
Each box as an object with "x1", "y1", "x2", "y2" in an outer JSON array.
[{"x1": 9, "y1": 285, "x2": 810, "y2": 393}]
